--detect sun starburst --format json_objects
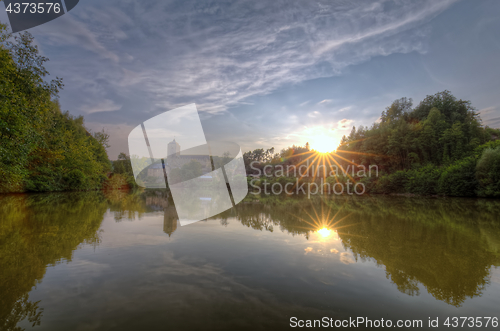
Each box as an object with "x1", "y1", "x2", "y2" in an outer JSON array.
[{"x1": 317, "y1": 227, "x2": 331, "y2": 237}]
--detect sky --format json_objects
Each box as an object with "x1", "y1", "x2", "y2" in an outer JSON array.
[{"x1": 1, "y1": 0, "x2": 500, "y2": 158}]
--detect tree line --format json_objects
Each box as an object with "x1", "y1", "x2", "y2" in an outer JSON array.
[
  {"x1": 243, "y1": 91, "x2": 500, "y2": 197},
  {"x1": 0, "y1": 24, "x2": 111, "y2": 193},
  {"x1": 337, "y1": 91, "x2": 500, "y2": 197}
]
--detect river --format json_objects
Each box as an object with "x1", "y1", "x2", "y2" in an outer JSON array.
[{"x1": 1, "y1": 190, "x2": 499, "y2": 330}]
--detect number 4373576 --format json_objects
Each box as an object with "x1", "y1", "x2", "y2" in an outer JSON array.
[
  {"x1": 6, "y1": 2, "x2": 61, "y2": 14},
  {"x1": 444, "y1": 317, "x2": 498, "y2": 328}
]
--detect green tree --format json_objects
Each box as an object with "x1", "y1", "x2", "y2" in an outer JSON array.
[
  {"x1": 0, "y1": 23, "x2": 111, "y2": 192},
  {"x1": 476, "y1": 146, "x2": 500, "y2": 197}
]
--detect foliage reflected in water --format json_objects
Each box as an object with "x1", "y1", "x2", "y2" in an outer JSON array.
[
  {"x1": 1, "y1": 190, "x2": 500, "y2": 331},
  {"x1": 103, "y1": 189, "x2": 179, "y2": 237},
  {"x1": 226, "y1": 195, "x2": 500, "y2": 306},
  {"x1": 127, "y1": 191, "x2": 500, "y2": 307},
  {"x1": 0, "y1": 192, "x2": 107, "y2": 331}
]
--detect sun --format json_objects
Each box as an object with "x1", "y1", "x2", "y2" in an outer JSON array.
[
  {"x1": 312, "y1": 135, "x2": 336, "y2": 153},
  {"x1": 305, "y1": 127, "x2": 339, "y2": 153}
]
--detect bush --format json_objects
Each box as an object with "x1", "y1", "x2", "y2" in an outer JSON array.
[
  {"x1": 25, "y1": 166, "x2": 62, "y2": 192},
  {"x1": 474, "y1": 140, "x2": 500, "y2": 157},
  {"x1": 405, "y1": 164, "x2": 441, "y2": 195},
  {"x1": 359, "y1": 175, "x2": 377, "y2": 193},
  {"x1": 104, "y1": 173, "x2": 128, "y2": 190},
  {"x1": 476, "y1": 147, "x2": 500, "y2": 197},
  {"x1": 278, "y1": 176, "x2": 295, "y2": 185},
  {"x1": 373, "y1": 171, "x2": 408, "y2": 194},
  {"x1": 438, "y1": 157, "x2": 477, "y2": 196},
  {"x1": 64, "y1": 169, "x2": 88, "y2": 190},
  {"x1": 373, "y1": 165, "x2": 441, "y2": 195}
]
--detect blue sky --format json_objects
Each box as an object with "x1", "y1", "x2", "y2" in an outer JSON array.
[{"x1": 2, "y1": 0, "x2": 499, "y2": 158}]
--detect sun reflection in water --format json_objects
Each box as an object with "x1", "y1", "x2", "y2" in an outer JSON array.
[
  {"x1": 289, "y1": 200, "x2": 353, "y2": 244},
  {"x1": 317, "y1": 227, "x2": 331, "y2": 238}
]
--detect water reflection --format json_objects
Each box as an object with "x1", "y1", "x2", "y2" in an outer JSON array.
[
  {"x1": 132, "y1": 190, "x2": 500, "y2": 307},
  {"x1": 229, "y1": 196, "x2": 500, "y2": 307},
  {"x1": 164, "y1": 205, "x2": 179, "y2": 237},
  {"x1": 1, "y1": 191, "x2": 499, "y2": 330},
  {"x1": 115, "y1": 191, "x2": 500, "y2": 307},
  {"x1": 0, "y1": 192, "x2": 107, "y2": 330},
  {"x1": 317, "y1": 228, "x2": 331, "y2": 238}
]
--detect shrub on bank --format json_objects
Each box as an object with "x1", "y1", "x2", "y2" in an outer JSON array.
[
  {"x1": 373, "y1": 171, "x2": 409, "y2": 194},
  {"x1": 476, "y1": 146, "x2": 500, "y2": 198},
  {"x1": 405, "y1": 164, "x2": 441, "y2": 195},
  {"x1": 437, "y1": 156, "x2": 477, "y2": 197}
]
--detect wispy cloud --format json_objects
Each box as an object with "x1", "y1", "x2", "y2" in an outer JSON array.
[
  {"x1": 478, "y1": 106, "x2": 497, "y2": 116},
  {"x1": 485, "y1": 116, "x2": 500, "y2": 128},
  {"x1": 36, "y1": 14, "x2": 121, "y2": 62},
  {"x1": 33, "y1": 0, "x2": 457, "y2": 113},
  {"x1": 81, "y1": 99, "x2": 122, "y2": 114},
  {"x1": 318, "y1": 99, "x2": 334, "y2": 106},
  {"x1": 19, "y1": 0, "x2": 460, "y2": 156}
]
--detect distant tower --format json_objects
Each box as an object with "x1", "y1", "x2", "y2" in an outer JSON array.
[{"x1": 167, "y1": 138, "x2": 180, "y2": 157}]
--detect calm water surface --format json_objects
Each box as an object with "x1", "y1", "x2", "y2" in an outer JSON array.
[{"x1": 1, "y1": 191, "x2": 500, "y2": 330}]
